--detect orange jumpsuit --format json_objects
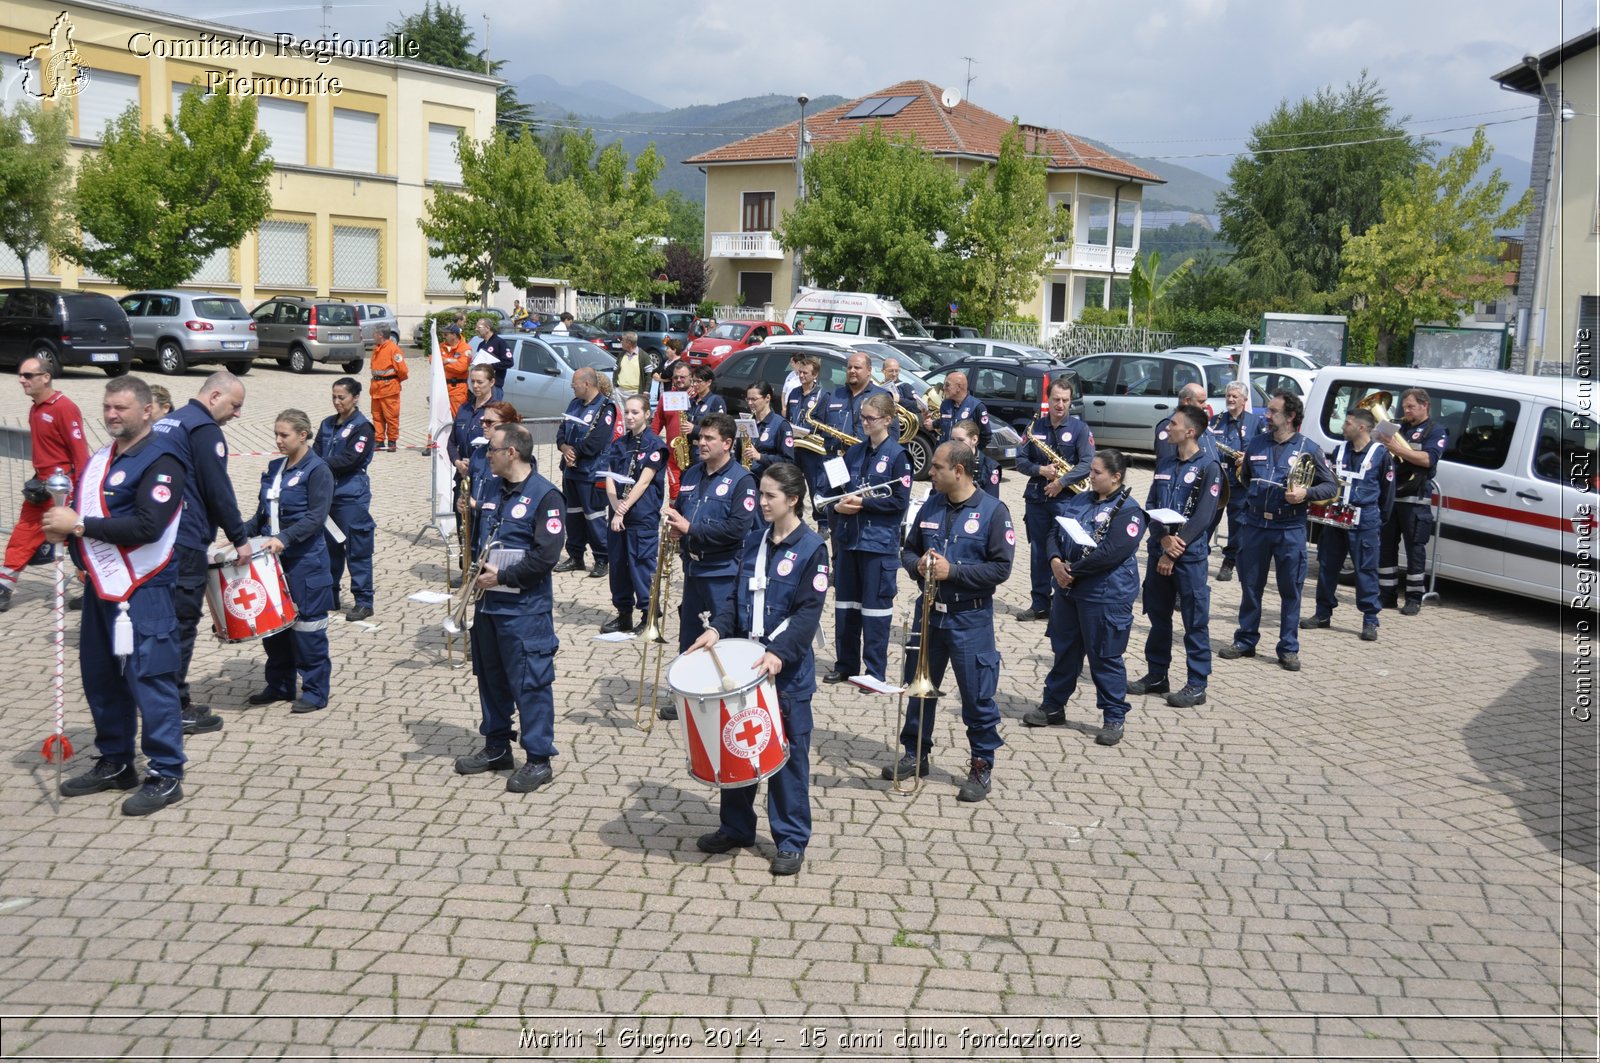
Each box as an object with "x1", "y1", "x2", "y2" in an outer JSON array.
[
  {"x1": 369, "y1": 338, "x2": 408, "y2": 446},
  {"x1": 439, "y1": 338, "x2": 472, "y2": 415}
]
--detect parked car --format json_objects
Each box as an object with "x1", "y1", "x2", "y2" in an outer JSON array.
[
  {"x1": 119, "y1": 290, "x2": 257, "y2": 375},
  {"x1": 759, "y1": 333, "x2": 946, "y2": 375},
  {"x1": 919, "y1": 356, "x2": 1084, "y2": 434},
  {"x1": 709, "y1": 342, "x2": 1019, "y2": 477},
  {"x1": 686, "y1": 319, "x2": 791, "y2": 368},
  {"x1": 1251, "y1": 365, "x2": 1318, "y2": 400},
  {"x1": 1303, "y1": 365, "x2": 1592, "y2": 606},
  {"x1": 412, "y1": 305, "x2": 507, "y2": 348},
  {"x1": 0, "y1": 288, "x2": 133, "y2": 377},
  {"x1": 250, "y1": 296, "x2": 365, "y2": 374},
  {"x1": 940, "y1": 337, "x2": 1058, "y2": 363},
  {"x1": 353, "y1": 302, "x2": 397, "y2": 349},
  {"x1": 885, "y1": 337, "x2": 968, "y2": 370},
  {"x1": 501, "y1": 334, "x2": 620, "y2": 420},
  {"x1": 1216, "y1": 344, "x2": 1322, "y2": 371},
  {"x1": 589, "y1": 306, "x2": 694, "y2": 361},
  {"x1": 1061, "y1": 350, "x2": 1256, "y2": 451},
  {"x1": 921, "y1": 323, "x2": 980, "y2": 340}
]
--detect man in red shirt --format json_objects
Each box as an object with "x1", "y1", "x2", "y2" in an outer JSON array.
[{"x1": 1, "y1": 357, "x2": 91, "y2": 610}]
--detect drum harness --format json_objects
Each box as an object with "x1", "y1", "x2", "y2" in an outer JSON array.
[
  {"x1": 747, "y1": 532, "x2": 791, "y2": 645},
  {"x1": 267, "y1": 460, "x2": 346, "y2": 545},
  {"x1": 1331, "y1": 440, "x2": 1382, "y2": 510}
]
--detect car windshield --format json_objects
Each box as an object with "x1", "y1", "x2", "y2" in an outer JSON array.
[
  {"x1": 318, "y1": 304, "x2": 357, "y2": 326},
  {"x1": 707, "y1": 322, "x2": 746, "y2": 340},
  {"x1": 667, "y1": 313, "x2": 695, "y2": 332},
  {"x1": 892, "y1": 317, "x2": 930, "y2": 338},
  {"x1": 1205, "y1": 363, "x2": 1238, "y2": 397},
  {"x1": 194, "y1": 298, "x2": 248, "y2": 319},
  {"x1": 557, "y1": 340, "x2": 615, "y2": 372}
]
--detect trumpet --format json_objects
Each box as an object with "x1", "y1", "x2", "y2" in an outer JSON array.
[
  {"x1": 1024, "y1": 419, "x2": 1090, "y2": 494},
  {"x1": 443, "y1": 538, "x2": 501, "y2": 635},
  {"x1": 805, "y1": 410, "x2": 861, "y2": 450},
  {"x1": 892, "y1": 551, "x2": 942, "y2": 796},
  {"x1": 634, "y1": 512, "x2": 676, "y2": 732},
  {"x1": 812, "y1": 480, "x2": 900, "y2": 509}
]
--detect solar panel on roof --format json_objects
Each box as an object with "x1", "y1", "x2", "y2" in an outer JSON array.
[
  {"x1": 870, "y1": 95, "x2": 917, "y2": 117},
  {"x1": 843, "y1": 97, "x2": 888, "y2": 119}
]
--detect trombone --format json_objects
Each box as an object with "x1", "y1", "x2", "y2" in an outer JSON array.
[
  {"x1": 891, "y1": 550, "x2": 942, "y2": 796},
  {"x1": 634, "y1": 512, "x2": 676, "y2": 732}
]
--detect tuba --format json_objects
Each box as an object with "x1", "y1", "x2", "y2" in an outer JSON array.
[{"x1": 1356, "y1": 390, "x2": 1413, "y2": 452}]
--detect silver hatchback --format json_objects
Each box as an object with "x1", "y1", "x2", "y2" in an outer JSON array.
[
  {"x1": 501, "y1": 334, "x2": 618, "y2": 419},
  {"x1": 119, "y1": 290, "x2": 258, "y2": 375},
  {"x1": 1061, "y1": 351, "x2": 1248, "y2": 452}
]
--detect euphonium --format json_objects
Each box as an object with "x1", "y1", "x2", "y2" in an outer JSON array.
[
  {"x1": 635, "y1": 512, "x2": 675, "y2": 731},
  {"x1": 1024, "y1": 417, "x2": 1091, "y2": 494},
  {"x1": 443, "y1": 538, "x2": 501, "y2": 635},
  {"x1": 1356, "y1": 390, "x2": 1414, "y2": 452},
  {"x1": 894, "y1": 403, "x2": 921, "y2": 446},
  {"x1": 1286, "y1": 451, "x2": 1317, "y2": 492}
]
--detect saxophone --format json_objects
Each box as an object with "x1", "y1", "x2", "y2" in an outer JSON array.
[
  {"x1": 805, "y1": 409, "x2": 861, "y2": 449},
  {"x1": 1025, "y1": 418, "x2": 1090, "y2": 494}
]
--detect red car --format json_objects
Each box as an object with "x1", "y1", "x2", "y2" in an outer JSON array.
[{"x1": 686, "y1": 319, "x2": 791, "y2": 368}]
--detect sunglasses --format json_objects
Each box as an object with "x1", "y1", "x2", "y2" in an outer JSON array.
[{"x1": 18, "y1": 371, "x2": 46, "y2": 380}]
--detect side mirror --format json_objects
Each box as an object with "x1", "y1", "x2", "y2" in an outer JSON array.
[{"x1": 541, "y1": 362, "x2": 559, "y2": 376}]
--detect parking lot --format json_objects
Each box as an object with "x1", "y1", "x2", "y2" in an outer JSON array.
[{"x1": 0, "y1": 362, "x2": 1590, "y2": 1059}]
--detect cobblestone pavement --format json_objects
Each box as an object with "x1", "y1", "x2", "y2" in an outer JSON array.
[{"x1": 0, "y1": 364, "x2": 1592, "y2": 1060}]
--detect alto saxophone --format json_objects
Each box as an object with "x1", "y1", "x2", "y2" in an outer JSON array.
[{"x1": 1025, "y1": 418, "x2": 1090, "y2": 494}]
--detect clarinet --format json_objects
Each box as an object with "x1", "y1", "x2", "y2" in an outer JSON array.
[{"x1": 1065, "y1": 488, "x2": 1131, "y2": 599}]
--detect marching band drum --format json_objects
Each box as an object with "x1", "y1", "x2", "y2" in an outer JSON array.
[
  {"x1": 665, "y1": 639, "x2": 790, "y2": 788},
  {"x1": 203, "y1": 537, "x2": 298, "y2": 643}
]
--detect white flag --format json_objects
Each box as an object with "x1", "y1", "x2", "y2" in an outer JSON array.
[
  {"x1": 1238, "y1": 329, "x2": 1255, "y2": 415},
  {"x1": 428, "y1": 321, "x2": 458, "y2": 534}
]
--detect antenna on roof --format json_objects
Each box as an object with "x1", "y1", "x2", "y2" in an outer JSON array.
[{"x1": 961, "y1": 56, "x2": 978, "y2": 103}]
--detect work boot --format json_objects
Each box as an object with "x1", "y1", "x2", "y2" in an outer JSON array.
[
  {"x1": 696, "y1": 830, "x2": 753, "y2": 854},
  {"x1": 658, "y1": 704, "x2": 678, "y2": 721},
  {"x1": 600, "y1": 611, "x2": 634, "y2": 634},
  {"x1": 770, "y1": 851, "x2": 804, "y2": 876},
  {"x1": 880, "y1": 752, "x2": 929, "y2": 781},
  {"x1": 0, "y1": 584, "x2": 12, "y2": 612},
  {"x1": 346, "y1": 605, "x2": 374, "y2": 622},
  {"x1": 1216, "y1": 642, "x2": 1255, "y2": 660},
  {"x1": 1022, "y1": 708, "x2": 1066, "y2": 727},
  {"x1": 1400, "y1": 600, "x2": 1421, "y2": 616},
  {"x1": 506, "y1": 759, "x2": 553, "y2": 793},
  {"x1": 1095, "y1": 722, "x2": 1125, "y2": 746},
  {"x1": 1278, "y1": 652, "x2": 1302, "y2": 672},
  {"x1": 1127, "y1": 673, "x2": 1169, "y2": 695},
  {"x1": 1014, "y1": 607, "x2": 1048, "y2": 621},
  {"x1": 1215, "y1": 560, "x2": 1234, "y2": 582},
  {"x1": 121, "y1": 775, "x2": 183, "y2": 816},
  {"x1": 822, "y1": 667, "x2": 849, "y2": 684},
  {"x1": 1166, "y1": 685, "x2": 1207, "y2": 708},
  {"x1": 588, "y1": 562, "x2": 609, "y2": 579},
  {"x1": 1361, "y1": 623, "x2": 1379, "y2": 641},
  {"x1": 552, "y1": 557, "x2": 584, "y2": 574},
  {"x1": 1301, "y1": 614, "x2": 1331, "y2": 629},
  {"x1": 956, "y1": 758, "x2": 992, "y2": 802},
  {"x1": 181, "y1": 703, "x2": 224, "y2": 735},
  {"x1": 246, "y1": 688, "x2": 293, "y2": 706},
  {"x1": 454, "y1": 746, "x2": 514, "y2": 775},
  {"x1": 59, "y1": 757, "x2": 138, "y2": 797}
]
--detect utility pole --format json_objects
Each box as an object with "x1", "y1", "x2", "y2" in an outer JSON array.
[
  {"x1": 793, "y1": 94, "x2": 809, "y2": 302},
  {"x1": 482, "y1": 13, "x2": 491, "y2": 73}
]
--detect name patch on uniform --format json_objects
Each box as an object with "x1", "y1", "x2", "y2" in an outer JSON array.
[
  {"x1": 777, "y1": 558, "x2": 794, "y2": 577},
  {"x1": 920, "y1": 520, "x2": 939, "y2": 529}
]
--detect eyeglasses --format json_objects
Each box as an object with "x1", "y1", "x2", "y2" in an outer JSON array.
[
  {"x1": 18, "y1": 372, "x2": 45, "y2": 379},
  {"x1": 481, "y1": 420, "x2": 500, "y2": 428},
  {"x1": 860, "y1": 414, "x2": 887, "y2": 424},
  {"x1": 486, "y1": 445, "x2": 510, "y2": 454}
]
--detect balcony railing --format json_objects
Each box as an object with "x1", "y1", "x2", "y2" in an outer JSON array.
[
  {"x1": 710, "y1": 231, "x2": 785, "y2": 259},
  {"x1": 1051, "y1": 243, "x2": 1138, "y2": 272}
]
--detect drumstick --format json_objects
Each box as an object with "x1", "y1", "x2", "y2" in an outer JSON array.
[{"x1": 698, "y1": 610, "x2": 740, "y2": 691}]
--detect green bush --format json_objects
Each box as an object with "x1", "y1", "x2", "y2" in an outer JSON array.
[
  {"x1": 1077, "y1": 305, "x2": 1131, "y2": 328},
  {"x1": 1156, "y1": 307, "x2": 1257, "y2": 348}
]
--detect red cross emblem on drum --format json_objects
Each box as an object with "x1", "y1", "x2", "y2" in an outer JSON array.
[
  {"x1": 225, "y1": 577, "x2": 268, "y2": 621},
  {"x1": 723, "y1": 707, "x2": 773, "y2": 759}
]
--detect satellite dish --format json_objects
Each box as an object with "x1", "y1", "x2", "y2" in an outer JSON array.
[{"x1": 940, "y1": 87, "x2": 961, "y2": 110}]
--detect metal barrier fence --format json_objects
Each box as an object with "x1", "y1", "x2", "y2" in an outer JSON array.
[
  {"x1": 0, "y1": 425, "x2": 32, "y2": 536},
  {"x1": 1049, "y1": 324, "x2": 1176, "y2": 358}
]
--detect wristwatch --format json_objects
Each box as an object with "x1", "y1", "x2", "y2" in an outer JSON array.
[{"x1": 72, "y1": 521, "x2": 85, "y2": 537}]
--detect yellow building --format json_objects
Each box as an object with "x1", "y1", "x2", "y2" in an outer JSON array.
[
  {"x1": 0, "y1": 0, "x2": 497, "y2": 329},
  {"x1": 685, "y1": 80, "x2": 1163, "y2": 340}
]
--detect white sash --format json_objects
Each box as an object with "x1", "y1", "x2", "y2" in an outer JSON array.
[
  {"x1": 76, "y1": 444, "x2": 180, "y2": 604},
  {"x1": 748, "y1": 532, "x2": 771, "y2": 640},
  {"x1": 1332, "y1": 441, "x2": 1381, "y2": 506}
]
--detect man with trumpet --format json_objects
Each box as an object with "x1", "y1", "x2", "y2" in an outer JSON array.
[
  {"x1": 659, "y1": 413, "x2": 758, "y2": 720},
  {"x1": 1207, "y1": 381, "x2": 1264, "y2": 582},
  {"x1": 822, "y1": 392, "x2": 911, "y2": 685},
  {"x1": 454, "y1": 422, "x2": 566, "y2": 794},
  {"x1": 1377, "y1": 388, "x2": 1447, "y2": 616},
  {"x1": 1015, "y1": 376, "x2": 1094, "y2": 621},
  {"x1": 884, "y1": 441, "x2": 1014, "y2": 803}
]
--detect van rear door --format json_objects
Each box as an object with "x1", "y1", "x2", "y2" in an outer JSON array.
[{"x1": 1505, "y1": 403, "x2": 1596, "y2": 599}]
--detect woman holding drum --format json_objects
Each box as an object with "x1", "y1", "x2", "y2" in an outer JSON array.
[
  {"x1": 247, "y1": 409, "x2": 336, "y2": 714},
  {"x1": 685, "y1": 462, "x2": 829, "y2": 877}
]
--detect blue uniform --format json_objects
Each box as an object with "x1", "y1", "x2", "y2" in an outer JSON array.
[
  {"x1": 785, "y1": 383, "x2": 828, "y2": 514},
  {"x1": 685, "y1": 392, "x2": 728, "y2": 463},
  {"x1": 313, "y1": 410, "x2": 376, "y2": 610},
  {"x1": 887, "y1": 379, "x2": 923, "y2": 415},
  {"x1": 898, "y1": 487, "x2": 1014, "y2": 764},
  {"x1": 254, "y1": 451, "x2": 336, "y2": 708},
  {"x1": 150, "y1": 399, "x2": 251, "y2": 710},
  {"x1": 675, "y1": 458, "x2": 758, "y2": 652},
  {"x1": 448, "y1": 386, "x2": 503, "y2": 469},
  {"x1": 602, "y1": 428, "x2": 667, "y2": 614},
  {"x1": 937, "y1": 394, "x2": 991, "y2": 449},
  {"x1": 1314, "y1": 439, "x2": 1394, "y2": 625},
  {"x1": 1379, "y1": 416, "x2": 1448, "y2": 607},
  {"x1": 470, "y1": 471, "x2": 566, "y2": 762},
  {"x1": 821, "y1": 382, "x2": 890, "y2": 455},
  {"x1": 830, "y1": 436, "x2": 910, "y2": 680},
  {"x1": 746, "y1": 410, "x2": 794, "y2": 481},
  {"x1": 71, "y1": 437, "x2": 187, "y2": 779},
  {"x1": 1208, "y1": 408, "x2": 1266, "y2": 566},
  {"x1": 476, "y1": 332, "x2": 513, "y2": 388},
  {"x1": 1042, "y1": 488, "x2": 1146, "y2": 725},
  {"x1": 707, "y1": 522, "x2": 829, "y2": 856},
  {"x1": 1155, "y1": 412, "x2": 1221, "y2": 466},
  {"x1": 1141, "y1": 449, "x2": 1223, "y2": 690},
  {"x1": 1016, "y1": 414, "x2": 1095, "y2": 613},
  {"x1": 1232, "y1": 432, "x2": 1337, "y2": 656},
  {"x1": 556, "y1": 392, "x2": 617, "y2": 566},
  {"x1": 976, "y1": 454, "x2": 1001, "y2": 497}
]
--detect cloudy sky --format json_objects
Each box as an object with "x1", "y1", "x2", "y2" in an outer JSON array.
[{"x1": 157, "y1": 0, "x2": 1594, "y2": 178}]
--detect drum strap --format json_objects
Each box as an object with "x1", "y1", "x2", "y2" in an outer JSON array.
[
  {"x1": 1333, "y1": 442, "x2": 1380, "y2": 505},
  {"x1": 749, "y1": 533, "x2": 771, "y2": 641},
  {"x1": 268, "y1": 463, "x2": 284, "y2": 536}
]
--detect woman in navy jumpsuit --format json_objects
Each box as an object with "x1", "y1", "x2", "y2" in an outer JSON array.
[
  {"x1": 314, "y1": 377, "x2": 376, "y2": 620},
  {"x1": 250, "y1": 409, "x2": 335, "y2": 713}
]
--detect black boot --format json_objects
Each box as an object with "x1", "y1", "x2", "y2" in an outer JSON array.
[{"x1": 600, "y1": 610, "x2": 634, "y2": 634}]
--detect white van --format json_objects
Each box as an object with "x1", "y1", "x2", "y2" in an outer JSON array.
[
  {"x1": 786, "y1": 288, "x2": 932, "y2": 341},
  {"x1": 1301, "y1": 366, "x2": 1595, "y2": 606}
]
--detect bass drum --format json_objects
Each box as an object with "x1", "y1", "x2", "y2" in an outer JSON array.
[{"x1": 665, "y1": 638, "x2": 789, "y2": 788}]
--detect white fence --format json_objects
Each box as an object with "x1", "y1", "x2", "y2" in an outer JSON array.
[{"x1": 1048, "y1": 324, "x2": 1176, "y2": 358}]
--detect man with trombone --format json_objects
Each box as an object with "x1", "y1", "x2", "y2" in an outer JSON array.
[
  {"x1": 822, "y1": 392, "x2": 910, "y2": 685},
  {"x1": 453, "y1": 422, "x2": 566, "y2": 794},
  {"x1": 600, "y1": 395, "x2": 667, "y2": 635},
  {"x1": 884, "y1": 441, "x2": 1014, "y2": 803},
  {"x1": 553, "y1": 367, "x2": 616, "y2": 578},
  {"x1": 1015, "y1": 375, "x2": 1094, "y2": 621}
]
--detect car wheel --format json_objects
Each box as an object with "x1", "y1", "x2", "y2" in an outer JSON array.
[
  {"x1": 233, "y1": 360, "x2": 253, "y2": 376},
  {"x1": 341, "y1": 358, "x2": 364, "y2": 374},
  {"x1": 906, "y1": 432, "x2": 934, "y2": 480},
  {"x1": 30, "y1": 346, "x2": 62, "y2": 379},
  {"x1": 157, "y1": 341, "x2": 187, "y2": 375},
  {"x1": 289, "y1": 347, "x2": 313, "y2": 374}
]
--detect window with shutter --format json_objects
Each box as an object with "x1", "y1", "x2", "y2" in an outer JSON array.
[
  {"x1": 257, "y1": 220, "x2": 310, "y2": 287},
  {"x1": 428, "y1": 123, "x2": 463, "y2": 183},
  {"x1": 257, "y1": 98, "x2": 308, "y2": 165},
  {"x1": 332, "y1": 225, "x2": 381, "y2": 290},
  {"x1": 77, "y1": 70, "x2": 140, "y2": 141},
  {"x1": 333, "y1": 109, "x2": 378, "y2": 173}
]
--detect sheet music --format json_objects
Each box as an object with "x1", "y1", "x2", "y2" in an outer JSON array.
[
  {"x1": 1371, "y1": 420, "x2": 1399, "y2": 441},
  {"x1": 485, "y1": 547, "x2": 525, "y2": 592},
  {"x1": 1055, "y1": 515, "x2": 1097, "y2": 548},
  {"x1": 602, "y1": 470, "x2": 636, "y2": 485},
  {"x1": 661, "y1": 391, "x2": 690, "y2": 412},
  {"x1": 823, "y1": 456, "x2": 849, "y2": 488},
  {"x1": 849, "y1": 675, "x2": 905, "y2": 695},
  {"x1": 1145, "y1": 507, "x2": 1185, "y2": 526}
]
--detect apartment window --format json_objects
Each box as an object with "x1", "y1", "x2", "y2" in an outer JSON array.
[
  {"x1": 1077, "y1": 195, "x2": 1110, "y2": 246},
  {"x1": 426, "y1": 237, "x2": 460, "y2": 292},
  {"x1": 1049, "y1": 282, "x2": 1068, "y2": 323},
  {"x1": 258, "y1": 98, "x2": 308, "y2": 165},
  {"x1": 0, "y1": 242, "x2": 50, "y2": 278},
  {"x1": 741, "y1": 192, "x2": 775, "y2": 232},
  {"x1": 332, "y1": 225, "x2": 381, "y2": 289},
  {"x1": 257, "y1": 219, "x2": 310, "y2": 286},
  {"x1": 0, "y1": 54, "x2": 27, "y2": 114},
  {"x1": 1048, "y1": 194, "x2": 1072, "y2": 244},
  {"x1": 78, "y1": 70, "x2": 140, "y2": 141},
  {"x1": 191, "y1": 245, "x2": 234, "y2": 285},
  {"x1": 333, "y1": 108, "x2": 378, "y2": 173},
  {"x1": 428, "y1": 123, "x2": 463, "y2": 184},
  {"x1": 1114, "y1": 202, "x2": 1140, "y2": 249},
  {"x1": 738, "y1": 271, "x2": 773, "y2": 307}
]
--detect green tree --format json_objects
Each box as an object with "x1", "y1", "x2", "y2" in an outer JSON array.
[
  {"x1": 0, "y1": 102, "x2": 71, "y2": 287},
  {"x1": 559, "y1": 130, "x2": 671, "y2": 303},
  {"x1": 1128, "y1": 249, "x2": 1195, "y2": 330},
  {"x1": 953, "y1": 122, "x2": 1065, "y2": 331},
  {"x1": 66, "y1": 88, "x2": 272, "y2": 289},
  {"x1": 418, "y1": 126, "x2": 571, "y2": 304},
  {"x1": 1339, "y1": 128, "x2": 1531, "y2": 366},
  {"x1": 775, "y1": 125, "x2": 963, "y2": 320},
  {"x1": 387, "y1": 2, "x2": 532, "y2": 128},
  {"x1": 660, "y1": 189, "x2": 704, "y2": 247},
  {"x1": 1218, "y1": 72, "x2": 1428, "y2": 302}
]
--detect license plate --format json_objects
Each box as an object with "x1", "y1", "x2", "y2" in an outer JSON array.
[
  {"x1": 90, "y1": 352, "x2": 117, "y2": 363},
  {"x1": 221, "y1": 341, "x2": 246, "y2": 350},
  {"x1": 1003, "y1": 446, "x2": 1017, "y2": 459},
  {"x1": 331, "y1": 348, "x2": 357, "y2": 358},
  {"x1": 329, "y1": 333, "x2": 352, "y2": 341}
]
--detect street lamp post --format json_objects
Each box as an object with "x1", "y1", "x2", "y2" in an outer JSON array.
[{"x1": 793, "y1": 94, "x2": 809, "y2": 301}]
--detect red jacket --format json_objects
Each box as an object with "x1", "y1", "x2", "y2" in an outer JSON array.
[{"x1": 29, "y1": 390, "x2": 90, "y2": 477}]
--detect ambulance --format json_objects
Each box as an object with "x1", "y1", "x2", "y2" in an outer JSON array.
[{"x1": 785, "y1": 289, "x2": 932, "y2": 341}]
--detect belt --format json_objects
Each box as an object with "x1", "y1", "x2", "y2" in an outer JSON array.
[
  {"x1": 1251, "y1": 509, "x2": 1304, "y2": 523},
  {"x1": 372, "y1": 371, "x2": 397, "y2": 380},
  {"x1": 933, "y1": 596, "x2": 991, "y2": 615},
  {"x1": 446, "y1": 376, "x2": 467, "y2": 384},
  {"x1": 688, "y1": 548, "x2": 739, "y2": 564}
]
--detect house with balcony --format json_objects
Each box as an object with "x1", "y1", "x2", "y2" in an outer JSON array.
[{"x1": 684, "y1": 80, "x2": 1162, "y2": 338}]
